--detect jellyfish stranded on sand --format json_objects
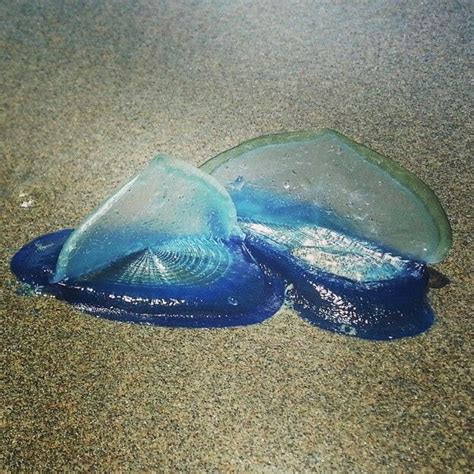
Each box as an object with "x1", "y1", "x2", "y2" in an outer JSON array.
[
  {"x1": 200, "y1": 129, "x2": 452, "y2": 340},
  {"x1": 10, "y1": 156, "x2": 285, "y2": 327},
  {"x1": 11, "y1": 130, "x2": 452, "y2": 339}
]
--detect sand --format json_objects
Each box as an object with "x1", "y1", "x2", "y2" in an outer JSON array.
[{"x1": 2, "y1": 0, "x2": 472, "y2": 471}]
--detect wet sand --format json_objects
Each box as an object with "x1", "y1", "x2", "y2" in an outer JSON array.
[{"x1": 2, "y1": 1, "x2": 472, "y2": 471}]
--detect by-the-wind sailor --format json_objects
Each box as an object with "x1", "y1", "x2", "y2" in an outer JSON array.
[
  {"x1": 201, "y1": 129, "x2": 452, "y2": 340},
  {"x1": 10, "y1": 156, "x2": 284, "y2": 327}
]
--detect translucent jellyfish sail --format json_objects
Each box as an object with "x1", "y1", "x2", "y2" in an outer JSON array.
[
  {"x1": 201, "y1": 130, "x2": 451, "y2": 264},
  {"x1": 201, "y1": 129, "x2": 452, "y2": 339},
  {"x1": 11, "y1": 156, "x2": 284, "y2": 327},
  {"x1": 53, "y1": 156, "x2": 241, "y2": 283}
]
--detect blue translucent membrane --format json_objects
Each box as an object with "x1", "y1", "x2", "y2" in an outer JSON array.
[
  {"x1": 11, "y1": 132, "x2": 449, "y2": 339},
  {"x1": 233, "y1": 194, "x2": 433, "y2": 340},
  {"x1": 242, "y1": 220, "x2": 433, "y2": 341},
  {"x1": 201, "y1": 130, "x2": 449, "y2": 339},
  {"x1": 10, "y1": 157, "x2": 284, "y2": 327}
]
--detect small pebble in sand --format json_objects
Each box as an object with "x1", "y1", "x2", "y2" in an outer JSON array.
[{"x1": 20, "y1": 199, "x2": 34, "y2": 208}]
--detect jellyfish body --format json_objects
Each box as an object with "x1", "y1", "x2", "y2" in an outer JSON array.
[
  {"x1": 201, "y1": 129, "x2": 452, "y2": 339},
  {"x1": 11, "y1": 156, "x2": 284, "y2": 327}
]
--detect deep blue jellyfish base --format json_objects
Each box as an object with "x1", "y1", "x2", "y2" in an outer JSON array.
[
  {"x1": 11, "y1": 229, "x2": 285, "y2": 328},
  {"x1": 244, "y1": 233, "x2": 434, "y2": 341}
]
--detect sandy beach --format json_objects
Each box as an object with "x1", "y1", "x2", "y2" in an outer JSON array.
[{"x1": 2, "y1": 1, "x2": 472, "y2": 470}]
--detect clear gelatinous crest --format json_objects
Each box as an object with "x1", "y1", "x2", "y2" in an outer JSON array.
[
  {"x1": 201, "y1": 130, "x2": 452, "y2": 339},
  {"x1": 54, "y1": 156, "x2": 242, "y2": 283},
  {"x1": 201, "y1": 129, "x2": 451, "y2": 264}
]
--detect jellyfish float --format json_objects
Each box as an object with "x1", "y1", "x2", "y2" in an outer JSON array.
[
  {"x1": 201, "y1": 129, "x2": 452, "y2": 340},
  {"x1": 10, "y1": 156, "x2": 285, "y2": 327}
]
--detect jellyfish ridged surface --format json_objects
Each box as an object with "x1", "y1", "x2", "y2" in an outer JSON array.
[
  {"x1": 201, "y1": 130, "x2": 451, "y2": 339},
  {"x1": 239, "y1": 220, "x2": 413, "y2": 283},
  {"x1": 10, "y1": 157, "x2": 285, "y2": 327}
]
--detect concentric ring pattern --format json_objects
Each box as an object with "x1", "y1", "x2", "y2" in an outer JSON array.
[
  {"x1": 87, "y1": 237, "x2": 231, "y2": 287},
  {"x1": 10, "y1": 156, "x2": 285, "y2": 328}
]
